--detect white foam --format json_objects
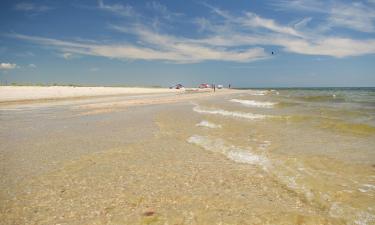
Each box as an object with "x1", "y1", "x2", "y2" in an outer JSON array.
[
  {"x1": 330, "y1": 203, "x2": 375, "y2": 225},
  {"x1": 193, "y1": 105, "x2": 268, "y2": 120},
  {"x1": 358, "y1": 184, "x2": 375, "y2": 193},
  {"x1": 196, "y1": 120, "x2": 222, "y2": 129},
  {"x1": 187, "y1": 135, "x2": 268, "y2": 166},
  {"x1": 247, "y1": 90, "x2": 268, "y2": 96},
  {"x1": 230, "y1": 99, "x2": 276, "y2": 108},
  {"x1": 227, "y1": 150, "x2": 267, "y2": 165}
]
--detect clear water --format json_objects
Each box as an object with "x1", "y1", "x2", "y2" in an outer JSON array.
[
  {"x1": 160, "y1": 88, "x2": 375, "y2": 224},
  {"x1": 1, "y1": 88, "x2": 374, "y2": 224}
]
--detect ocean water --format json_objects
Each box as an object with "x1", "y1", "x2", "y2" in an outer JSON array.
[{"x1": 158, "y1": 88, "x2": 375, "y2": 224}]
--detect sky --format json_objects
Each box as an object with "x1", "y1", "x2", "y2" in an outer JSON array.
[{"x1": 0, "y1": 0, "x2": 375, "y2": 87}]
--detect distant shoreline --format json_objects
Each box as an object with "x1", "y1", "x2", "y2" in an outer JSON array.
[
  {"x1": 0, "y1": 86, "x2": 180, "y2": 103},
  {"x1": 0, "y1": 86, "x2": 234, "y2": 106}
]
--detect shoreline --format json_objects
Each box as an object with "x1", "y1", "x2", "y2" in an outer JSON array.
[
  {"x1": 0, "y1": 86, "x2": 240, "y2": 110},
  {"x1": 0, "y1": 86, "x2": 179, "y2": 103}
]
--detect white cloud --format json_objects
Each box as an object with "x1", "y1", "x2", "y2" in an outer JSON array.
[
  {"x1": 62, "y1": 52, "x2": 73, "y2": 59},
  {"x1": 271, "y1": 0, "x2": 326, "y2": 13},
  {"x1": 90, "y1": 67, "x2": 99, "y2": 72},
  {"x1": 328, "y1": 2, "x2": 375, "y2": 33},
  {"x1": 28, "y1": 63, "x2": 36, "y2": 68},
  {"x1": 10, "y1": 30, "x2": 269, "y2": 63},
  {"x1": 191, "y1": 5, "x2": 375, "y2": 58},
  {"x1": 9, "y1": 3, "x2": 375, "y2": 63},
  {"x1": 276, "y1": 37, "x2": 375, "y2": 57},
  {"x1": 271, "y1": 0, "x2": 375, "y2": 33},
  {"x1": 0, "y1": 63, "x2": 17, "y2": 70},
  {"x1": 14, "y1": 2, "x2": 52, "y2": 13},
  {"x1": 146, "y1": 1, "x2": 183, "y2": 20},
  {"x1": 246, "y1": 12, "x2": 302, "y2": 37},
  {"x1": 98, "y1": 0, "x2": 135, "y2": 17},
  {"x1": 294, "y1": 17, "x2": 312, "y2": 29}
]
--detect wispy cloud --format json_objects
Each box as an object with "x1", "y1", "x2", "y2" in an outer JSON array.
[
  {"x1": 14, "y1": 2, "x2": 52, "y2": 13},
  {"x1": 271, "y1": 0, "x2": 375, "y2": 33},
  {"x1": 190, "y1": 5, "x2": 375, "y2": 57},
  {"x1": 28, "y1": 63, "x2": 36, "y2": 68},
  {"x1": 10, "y1": 32, "x2": 268, "y2": 63},
  {"x1": 97, "y1": 0, "x2": 135, "y2": 17},
  {"x1": 205, "y1": 4, "x2": 303, "y2": 37},
  {"x1": 329, "y1": 2, "x2": 375, "y2": 32},
  {"x1": 146, "y1": 1, "x2": 183, "y2": 20},
  {"x1": 61, "y1": 52, "x2": 74, "y2": 59},
  {"x1": 8, "y1": 2, "x2": 375, "y2": 63},
  {"x1": 0, "y1": 63, "x2": 17, "y2": 70}
]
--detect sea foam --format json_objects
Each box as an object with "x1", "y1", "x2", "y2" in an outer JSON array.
[
  {"x1": 247, "y1": 90, "x2": 268, "y2": 96},
  {"x1": 187, "y1": 135, "x2": 268, "y2": 166},
  {"x1": 196, "y1": 120, "x2": 222, "y2": 128},
  {"x1": 193, "y1": 105, "x2": 268, "y2": 120},
  {"x1": 230, "y1": 99, "x2": 276, "y2": 108}
]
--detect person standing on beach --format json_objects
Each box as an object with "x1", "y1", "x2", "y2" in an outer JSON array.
[{"x1": 213, "y1": 84, "x2": 216, "y2": 92}]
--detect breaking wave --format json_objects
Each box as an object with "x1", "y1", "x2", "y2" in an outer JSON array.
[
  {"x1": 193, "y1": 105, "x2": 268, "y2": 120},
  {"x1": 196, "y1": 120, "x2": 222, "y2": 129},
  {"x1": 186, "y1": 135, "x2": 311, "y2": 199},
  {"x1": 187, "y1": 135, "x2": 268, "y2": 166},
  {"x1": 230, "y1": 99, "x2": 276, "y2": 108},
  {"x1": 247, "y1": 90, "x2": 268, "y2": 96}
]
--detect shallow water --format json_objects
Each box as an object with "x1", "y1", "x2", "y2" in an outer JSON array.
[
  {"x1": 178, "y1": 88, "x2": 375, "y2": 224},
  {"x1": 1, "y1": 88, "x2": 374, "y2": 224}
]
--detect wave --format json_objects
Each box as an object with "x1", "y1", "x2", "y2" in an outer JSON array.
[
  {"x1": 187, "y1": 135, "x2": 312, "y2": 200},
  {"x1": 196, "y1": 120, "x2": 221, "y2": 129},
  {"x1": 193, "y1": 105, "x2": 268, "y2": 120},
  {"x1": 276, "y1": 101, "x2": 300, "y2": 108},
  {"x1": 187, "y1": 135, "x2": 268, "y2": 167},
  {"x1": 319, "y1": 119, "x2": 375, "y2": 136},
  {"x1": 247, "y1": 90, "x2": 268, "y2": 96},
  {"x1": 186, "y1": 135, "x2": 375, "y2": 224},
  {"x1": 296, "y1": 94, "x2": 346, "y2": 102},
  {"x1": 275, "y1": 114, "x2": 375, "y2": 135},
  {"x1": 230, "y1": 99, "x2": 276, "y2": 108}
]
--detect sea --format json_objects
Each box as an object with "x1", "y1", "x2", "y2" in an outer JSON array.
[{"x1": 158, "y1": 87, "x2": 375, "y2": 224}]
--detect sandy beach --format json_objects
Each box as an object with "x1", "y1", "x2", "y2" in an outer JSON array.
[
  {"x1": 0, "y1": 86, "x2": 181, "y2": 102},
  {"x1": 0, "y1": 87, "x2": 374, "y2": 225}
]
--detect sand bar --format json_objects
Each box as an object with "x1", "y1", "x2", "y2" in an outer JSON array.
[{"x1": 0, "y1": 86, "x2": 180, "y2": 102}]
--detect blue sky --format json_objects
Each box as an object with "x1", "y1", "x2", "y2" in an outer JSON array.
[{"x1": 0, "y1": 0, "x2": 374, "y2": 87}]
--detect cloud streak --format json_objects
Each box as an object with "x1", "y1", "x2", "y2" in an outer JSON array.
[
  {"x1": 14, "y1": 2, "x2": 52, "y2": 13},
  {"x1": 10, "y1": 32, "x2": 268, "y2": 63},
  {"x1": 97, "y1": 0, "x2": 135, "y2": 17},
  {"x1": 272, "y1": 0, "x2": 375, "y2": 33},
  {"x1": 0, "y1": 63, "x2": 17, "y2": 70}
]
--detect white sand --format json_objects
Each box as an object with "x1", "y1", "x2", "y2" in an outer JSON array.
[{"x1": 0, "y1": 86, "x2": 180, "y2": 102}]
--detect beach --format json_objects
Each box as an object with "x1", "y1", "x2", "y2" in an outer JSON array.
[
  {"x1": 0, "y1": 86, "x2": 182, "y2": 102},
  {"x1": 0, "y1": 86, "x2": 374, "y2": 224}
]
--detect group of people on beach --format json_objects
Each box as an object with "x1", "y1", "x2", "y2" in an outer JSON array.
[{"x1": 211, "y1": 84, "x2": 231, "y2": 92}]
